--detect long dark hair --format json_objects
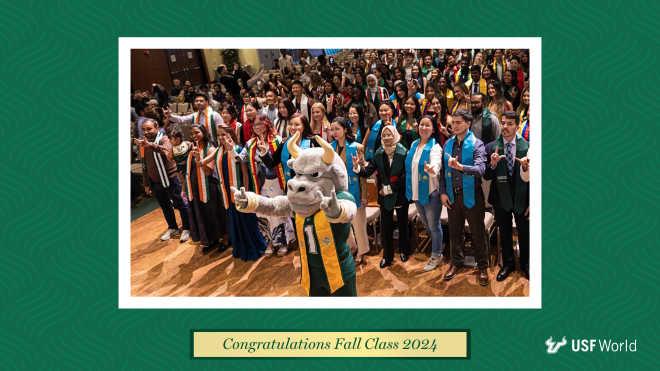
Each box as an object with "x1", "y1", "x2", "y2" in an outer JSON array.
[
  {"x1": 331, "y1": 116, "x2": 356, "y2": 143},
  {"x1": 324, "y1": 79, "x2": 340, "y2": 95},
  {"x1": 419, "y1": 114, "x2": 442, "y2": 145},
  {"x1": 278, "y1": 98, "x2": 295, "y2": 120},
  {"x1": 431, "y1": 94, "x2": 448, "y2": 129},
  {"x1": 398, "y1": 95, "x2": 421, "y2": 125},
  {"x1": 289, "y1": 113, "x2": 314, "y2": 139},
  {"x1": 190, "y1": 123, "x2": 217, "y2": 148},
  {"x1": 394, "y1": 81, "x2": 408, "y2": 106},
  {"x1": 354, "y1": 70, "x2": 367, "y2": 87}
]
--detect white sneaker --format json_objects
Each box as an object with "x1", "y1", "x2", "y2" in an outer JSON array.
[
  {"x1": 161, "y1": 228, "x2": 181, "y2": 241},
  {"x1": 423, "y1": 255, "x2": 442, "y2": 271},
  {"x1": 180, "y1": 230, "x2": 190, "y2": 242}
]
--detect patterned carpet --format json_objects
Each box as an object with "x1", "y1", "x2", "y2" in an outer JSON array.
[{"x1": 131, "y1": 210, "x2": 529, "y2": 297}]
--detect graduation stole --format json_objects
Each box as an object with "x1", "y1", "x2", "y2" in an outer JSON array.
[
  {"x1": 281, "y1": 136, "x2": 311, "y2": 182},
  {"x1": 454, "y1": 68, "x2": 470, "y2": 83},
  {"x1": 393, "y1": 100, "x2": 401, "y2": 117},
  {"x1": 140, "y1": 131, "x2": 169, "y2": 187},
  {"x1": 518, "y1": 118, "x2": 530, "y2": 141},
  {"x1": 443, "y1": 88, "x2": 454, "y2": 110},
  {"x1": 444, "y1": 130, "x2": 476, "y2": 208},
  {"x1": 215, "y1": 144, "x2": 242, "y2": 209},
  {"x1": 241, "y1": 105, "x2": 247, "y2": 123},
  {"x1": 331, "y1": 140, "x2": 360, "y2": 204},
  {"x1": 296, "y1": 210, "x2": 344, "y2": 296},
  {"x1": 421, "y1": 100, "x2": 431, "y2": 115},
  {"x1": 493, "y1": 59, "x2": 506, "y2": 75},
  {"x1": 451, "y1": 100, "x2": 469, "y2": 115},
  {"x1": 322, "y1": 93, "x2": 336, "y2": 116},
  {"x1": 366, "y1": 87, "x2": 387, "y2": 106},
  {"x1": 467, "y1": 78, "x2": 487, "y2": 94},
  {"x1": 493, "y1": 134, "x2": 529, "y2": 214},
  {"x1": 405, "y1": 137, "x2": 436, "y2": 205},
  {"x1": 422, "y1": 65, "x2": 434, "y2": 75},
  {"x1": 228, "y1": 118, "x2": 238, "y2": 131},
  {"x1": 398, "y1": 117, "x2": 419, "y2": 148},
  {"x1": 193, "y1": 106, "x2": 216, "y2": 138},
  {"x1": 481, "y1": 107, "x2": 493, "y2": 144},
  {"x1": 186, "y1": 142, "x2": 211, "y2": 203},
  {"x1": 268, "y1": 136, "x2": 287, "y2": 190}
]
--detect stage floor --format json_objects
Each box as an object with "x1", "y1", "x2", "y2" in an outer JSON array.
[{"x1": 131, "y1": 209, "x2": 529, "y2": 297}]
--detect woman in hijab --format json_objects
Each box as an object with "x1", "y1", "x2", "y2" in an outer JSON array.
[
  {"x1": 354, "y1": 124, "x2": 411, "y2": 268},
  {"x1": 365, "y1": 74, "x2": 389, "y2": 118}
]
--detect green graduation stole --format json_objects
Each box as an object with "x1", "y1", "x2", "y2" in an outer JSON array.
[
  {"x1": 397, "y1": 118, "x2": 419, "y2": 149},
  {"x1": 493, "y1": 134, "x2": 529, "y2": 214},
  {"x1": 481, "y1": 107, "x2": 493, "y2": 143},
  {"x1": 374, "y1": 144, "x2": 407, "y2": 211}
]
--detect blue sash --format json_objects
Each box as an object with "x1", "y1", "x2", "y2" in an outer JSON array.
[
  {"x1": 405, "y1": 138, "x2": 436, "y2": 205},
  {"x1": 444, "y1": 130, "x2": 476, "y2": 208},
  {"x1": 331, "y1": 140, "x2": 360, "y2": 203},
  {"x1": 365, "y1": 119, "x2": 390, "y2": 161},
  {"x1": 281, "y1": 137, "x2": 310, "y2": 181},
  {"x1": 353, "y1": 121, "x2": 362, "y2": 143}
]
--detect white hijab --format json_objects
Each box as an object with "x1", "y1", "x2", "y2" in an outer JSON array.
[{"x1": 367, "y1": 74, "x2": 379, "y2": 96}]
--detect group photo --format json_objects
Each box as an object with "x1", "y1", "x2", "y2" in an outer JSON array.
[{"x1": 128, "y1": 45, "x2": 533, "y2": 299}]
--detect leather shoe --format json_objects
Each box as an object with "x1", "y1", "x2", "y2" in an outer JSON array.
[
  {"x1": 380, "y1": 259, "x2": 392, "y2": 269},
  {"x1": 443, "y1": 265, "x2": 463, "y2": 281},
  {"x1": 400, "y1": 253, "x2": 408, "y2": 262},
  {"x1": 217, "y1": 242, "x2": 229, "y2": 253},
  {"x1": 478, "y1": 269, "x2": 490, "y2": 286},
  {"x1": 496, "y1": 266, "x2": 515, "y2": 282}
]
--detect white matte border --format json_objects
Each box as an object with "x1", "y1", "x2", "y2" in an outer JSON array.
[{"x1": 119, "y1": 37, "x2": 541, "y2": 309}]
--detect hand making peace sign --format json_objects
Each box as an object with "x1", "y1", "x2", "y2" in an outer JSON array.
[{"x1": 256, "y1": 134, "x2": 269, "y2": 154}]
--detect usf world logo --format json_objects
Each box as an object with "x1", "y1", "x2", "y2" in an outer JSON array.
[{"x1": 545, "y1": 336, "x2": 637, "y2": 354}]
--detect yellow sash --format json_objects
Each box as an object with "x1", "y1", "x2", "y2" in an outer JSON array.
[{"x1": 295, "y1": 211, "x2": 344, "y2": 295}]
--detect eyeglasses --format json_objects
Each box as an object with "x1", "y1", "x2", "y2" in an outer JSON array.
[{"x1": 252, "y1": 122, "x2": 264, "y2": 127}]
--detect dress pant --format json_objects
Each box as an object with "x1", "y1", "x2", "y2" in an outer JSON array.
[
  {"x1": 151, "y1": 176, "x2": 190, "y2": 231},
  {"x1": 494, "y1": 205, "x2": 529, "y2": 271},
  {"x1": 348, "y1": 206, "x2": 370, "y2": 254},
  {"x1": 380, "y1": 203, "x2": 411, "y2": 264},
  {"x1": 447, "y1": 188, "x2": 488, "y2": 270}
]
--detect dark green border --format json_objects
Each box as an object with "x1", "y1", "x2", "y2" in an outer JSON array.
[{"x1": 189, "y1": 329, "x2": 471, "y2": 360}]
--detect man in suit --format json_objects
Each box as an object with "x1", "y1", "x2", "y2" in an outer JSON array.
[
  {"x1": 483, "y1": 111, "x2": 530, "y2": 280},
  {"x1": 439, "y1": 108, "x2": 489, "y2": 286}
]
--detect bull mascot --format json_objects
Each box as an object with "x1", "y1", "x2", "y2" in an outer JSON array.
[{"x1": 232, "y1": 132, "x2": 358, "y2": 296}]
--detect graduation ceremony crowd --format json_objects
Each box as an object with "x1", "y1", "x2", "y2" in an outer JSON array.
[{"x1": 130, "y1": 48, "x2": 531, "y2": 289}]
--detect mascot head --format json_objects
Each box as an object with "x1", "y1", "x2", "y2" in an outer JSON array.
[{"x1": 285, "y1": 132, "x2": 348, "y2": 217}]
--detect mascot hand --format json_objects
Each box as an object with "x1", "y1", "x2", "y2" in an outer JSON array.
[
  {"x1": 317, "y1": 190, "x2": 341, "y2": 219},
  {"x1": 231, "y1": 186, "x2": 249, "y2": 209}
]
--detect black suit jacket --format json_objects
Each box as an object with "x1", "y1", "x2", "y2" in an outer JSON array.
[
  {"x1": 357, "y1": 150, "x2": 408, "y2": 208},
  {"x1": 483, "y1": 140, "x2": 530, "y2": 211}
]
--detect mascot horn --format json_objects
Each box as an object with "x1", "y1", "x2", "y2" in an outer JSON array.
[{"x1": 232, "y1": 132, "x2": 358, "y2": 297}]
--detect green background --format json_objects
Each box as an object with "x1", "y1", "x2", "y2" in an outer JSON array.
[{"x1": 3, "y1": 1, "x2": 659, "y2": 370}]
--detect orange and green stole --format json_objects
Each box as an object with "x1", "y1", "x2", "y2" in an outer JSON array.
[
  {"x1": 185, "y1": 142, "x2": 211, "y2": 202},
  {"x1": 215, "y1": 144, "x2": 242, "y2": 209}
]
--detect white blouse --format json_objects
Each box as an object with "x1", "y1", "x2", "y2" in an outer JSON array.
[{"x1": 410, "y1": 142, "x2": 443, "y2": 201}]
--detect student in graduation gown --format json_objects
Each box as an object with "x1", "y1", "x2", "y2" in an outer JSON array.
[
  {"x1": 198, "y1": 124, "x2": 267, "y2": 260},
  {"x1": 329, "y1": 117, "x2": 370, "y2": 266},
  {"x1": 483, "y1": 111, "x2": 530, "y2": 280},
  {"x1": 186, "y1": 123, "x2": 231, "y2": 252},
  {"x1": 354, "y1": 125, "x2": 410, "y2": 268}
]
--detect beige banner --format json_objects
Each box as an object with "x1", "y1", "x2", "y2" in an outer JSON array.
[{"x1": 193, "y1": 331, "x2": 468, "y2": 358}]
